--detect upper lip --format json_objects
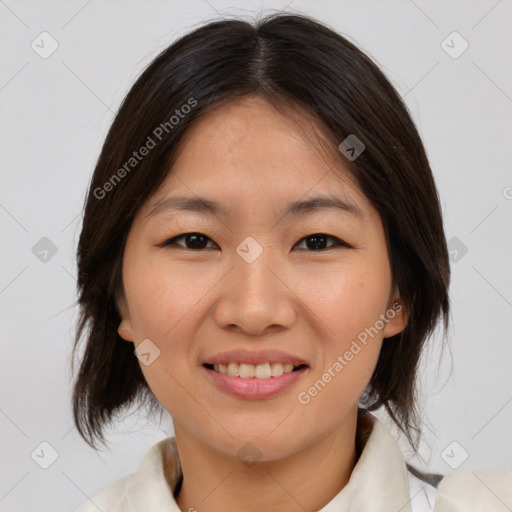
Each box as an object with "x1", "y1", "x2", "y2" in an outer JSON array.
[{"x1": 203, "y1": 349, "x2": 309, "y2": 367}]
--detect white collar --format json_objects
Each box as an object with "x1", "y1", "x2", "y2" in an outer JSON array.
[{"x1": 124, "y1": 410, "x2": 415, "y2": 512}]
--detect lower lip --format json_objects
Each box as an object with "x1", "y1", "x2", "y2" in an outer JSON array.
[{"x1": 202, "y1": 366, "x2": 308, "y2": 400}]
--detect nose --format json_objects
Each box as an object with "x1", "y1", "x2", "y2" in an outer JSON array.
[{"x1": 213, "y1": 242, "x2": 297, "y2": 336}]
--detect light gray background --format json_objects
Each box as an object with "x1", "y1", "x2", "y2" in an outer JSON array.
[{"x1": 1, "y1": 1, "x2": 511, "y2": 511}]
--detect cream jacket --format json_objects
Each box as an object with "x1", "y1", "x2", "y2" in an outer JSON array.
[{"x1": 74, "y1": 412, "x2": 512, "y2": 511}]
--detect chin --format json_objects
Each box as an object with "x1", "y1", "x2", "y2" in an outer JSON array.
[{"x1": 219, "y1": 428, "x2": 306, "y2": 462}]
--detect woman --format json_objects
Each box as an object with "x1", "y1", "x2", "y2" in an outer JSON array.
[{"x1": 71, "y1": 12, "x2": 512, "y2": 512}]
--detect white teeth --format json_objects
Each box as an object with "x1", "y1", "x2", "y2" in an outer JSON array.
[
  {"x1": 239, "y1": 363, "x2": 255, "y2": 378},
  {"x1": 255, "y1": 363, "x2": 271, "y2": 379},
  {"x1": 212, "y1": 362, "x2": 302, "y2": 378},
  {"x1": 227, "y1": 362, "x2": 239, "y2": 377},
  {"x1": 271, "y1": 362, "x2": 284, "y2": 377}
]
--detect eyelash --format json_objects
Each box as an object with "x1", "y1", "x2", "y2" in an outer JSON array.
[{"x1": 159, "y1": 232, "x2": 352, "y2": 252}]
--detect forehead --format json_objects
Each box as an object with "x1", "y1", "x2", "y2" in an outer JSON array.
[
  {"x1": 172, "y1": 96, "x2": 337, "y2": 179},
  {"x1": 143, "y1": 96, "x2": 371, "y2": 220}
]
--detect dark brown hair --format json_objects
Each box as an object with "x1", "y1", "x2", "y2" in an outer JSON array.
[{"x1": 71, "y1": 12, "x2": 451, "y2": 467}]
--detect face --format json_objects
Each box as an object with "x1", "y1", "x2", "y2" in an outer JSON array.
[{"x1": 117, "y1": 95, "x2": 408, "y2": 461}]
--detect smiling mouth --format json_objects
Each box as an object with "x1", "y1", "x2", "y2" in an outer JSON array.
[{"x1": 203, "y1": 362, "x2": 308, "y2": 378}]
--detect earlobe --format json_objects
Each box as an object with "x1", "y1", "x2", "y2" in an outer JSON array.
[
  {"x1": 116, "y1": 291, "x2": 134, "y2": 342},
  {"x1": 118, "y1": 320, "x2": 134, "y2": 342},
  {"x1": 382, "y1": 298, "x2": 409, "y2": 339}
]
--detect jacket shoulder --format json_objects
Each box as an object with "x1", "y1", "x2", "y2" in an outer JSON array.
[
  {"x1": 72, "y1": 474, "x2": 133, "y2": 512},
  {"x1": 433, "y1": 469, "x2": 512, "y2": 511}
]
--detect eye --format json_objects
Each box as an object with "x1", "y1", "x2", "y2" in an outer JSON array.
[
  {"x1": 160, "y1": 232, "x2": 350, "y2": 251},
  {"x1": 160, "y1": 232, "x2": 218, "y2": 250},
  {"x1": 293, "y1": 233, "x2": 350, "y2": 251}
]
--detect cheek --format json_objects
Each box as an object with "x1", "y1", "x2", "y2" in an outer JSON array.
[
  {"x1": 126, "y1": 266, "x2": 199, "y2": 413},
  {"x1": 299, "y1": 339, "x2": 382, "y2": 426},
  {"x1": 293, "y1": 261, "x2": 388, "y2": 401},
  {"x1": 124, "y1": 259, "x2": 214, "y2": 393},
  {"x1": 294, "y1": 261, "x2": 391, "y2": 344},
  {"x1": 124, "y1": 256, "x2": 204, "y2": 337}
]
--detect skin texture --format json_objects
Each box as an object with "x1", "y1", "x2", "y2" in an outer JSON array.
[{"x1": 117, "y1": 95, "x2": 409, "y2": 512}]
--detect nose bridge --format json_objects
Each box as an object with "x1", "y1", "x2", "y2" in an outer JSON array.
[
  {"x1": 233, "y1": 235, "x2": 279, "y2": 305},
  {"x1": 214, "y1": 234, "x2": 295, "y2": 333}
]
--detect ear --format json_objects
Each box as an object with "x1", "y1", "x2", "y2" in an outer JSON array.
[
  {"x1": 118, "y1": 319, "x2": 134, "y2": 342},
  {"x1": 382, "y1": 289, "x2": 409, "y2": 339},
  {"x1": 116, "y1": 293, "x2": 134, "y2": 342}
]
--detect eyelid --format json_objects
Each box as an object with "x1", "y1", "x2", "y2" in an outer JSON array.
[
  {"x1": 158, "y1": 232, "x2": 218, "y2": 249},
  {"x1": 159, "y1": 232, "x2": 353, "y2": 250},
  {"x1": 294, "y1": 234, "x2": 352, "y2": 250}
]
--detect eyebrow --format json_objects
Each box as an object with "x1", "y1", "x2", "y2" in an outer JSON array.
[{"x1": 145, "y1": 195, "x2": 365, "y2": 221}]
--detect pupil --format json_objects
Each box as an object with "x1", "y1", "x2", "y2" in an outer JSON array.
[
  {"x1": 187, "y1": 233, "x2": 207, "y2": 249},
  {"x1": 307, "y1": 234, "x2": 327, "y2": 250}
]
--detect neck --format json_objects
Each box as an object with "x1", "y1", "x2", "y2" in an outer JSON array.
[{"x1": 173, "y1": 411, "x2": 359, "y2": 512}]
